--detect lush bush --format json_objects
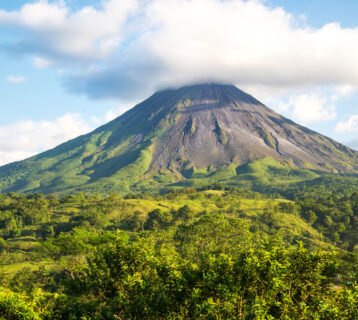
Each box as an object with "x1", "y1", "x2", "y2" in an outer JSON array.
[
  {"x1": 0, "y1": 288, "x2": 42, "y2": 320},
  {"x1": 1, "y1": 189, "x2": 358, "y2": 318},
  {"x1": 50, "y1": 232, "x2": 357, "y2": 319}
]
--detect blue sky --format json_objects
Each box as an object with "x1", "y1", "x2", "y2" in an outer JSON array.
[
  {"x1": 0, "y1": 0, "x2": 358, "y2": 164},
  {"x1": 267, "y1": 0, "x2": 358, "y2": 28}
]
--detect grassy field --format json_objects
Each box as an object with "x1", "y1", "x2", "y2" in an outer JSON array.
[{"x1": 0, "y1": 189, "x2": 327, "y2": 279}]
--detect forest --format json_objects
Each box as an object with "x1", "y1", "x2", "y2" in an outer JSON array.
[{"x1": 1, "y1": 185, "x2": 358, "y2": 319}]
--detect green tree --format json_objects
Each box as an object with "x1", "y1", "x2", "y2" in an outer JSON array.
[{"x1": 144, "y1": 209, "x2": 172, "y2": 230}]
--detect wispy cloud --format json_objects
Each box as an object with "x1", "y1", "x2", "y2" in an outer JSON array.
[
  {"x1": 33, "y1": 56, "x2": 52, "y2": 68},
  {"x1": 271, "y1": 90, "x2": 338, "y2": 125},
  {"x1": 0, "y1": 113, "x2": 91, "y2": 165},
  {"x1": 347, "y1": 137, "x2": 358, "y2": 151},
  {"x1": 335, "y1": 115, "x2": 358, "y2": 133},
  {"x1": 91, "y1": 102, "x2": 134, "y2": 125},
  {"x1": 6, "y1": 75, "x2": 28, "y2": 83}
]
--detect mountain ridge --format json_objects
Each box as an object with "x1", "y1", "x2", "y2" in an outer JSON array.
[{"x1": 0, "y1": 83, "x2": 357, "y2": 194}]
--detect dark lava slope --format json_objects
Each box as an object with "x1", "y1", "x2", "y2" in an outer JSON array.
[{"x1": 150, "y1": 84, "x2": 358, "y2": 172}]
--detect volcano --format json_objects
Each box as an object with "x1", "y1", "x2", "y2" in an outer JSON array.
[{"x1": 0, "y1": 83, "x2": 357, "y2": 194}]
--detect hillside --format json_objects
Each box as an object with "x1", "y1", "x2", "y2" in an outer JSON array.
[{"x1": 0, "y1": 83, "x2": 357, "y2": 194}]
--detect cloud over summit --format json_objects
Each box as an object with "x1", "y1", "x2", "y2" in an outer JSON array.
[{"x1": 1, "y1": 0, "x2": 358, "y2": 101}]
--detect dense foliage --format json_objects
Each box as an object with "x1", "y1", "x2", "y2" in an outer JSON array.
[{"x1": 1, "y1": 187, "x2": 358, "y2": 318}]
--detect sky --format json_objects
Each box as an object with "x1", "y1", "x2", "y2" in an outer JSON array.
[{"x1": 1, "y1": 0, "x2": 358, "y2": 165}]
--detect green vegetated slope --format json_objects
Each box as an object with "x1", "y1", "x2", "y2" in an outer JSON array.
[
  {"x1": 0, "y1": 105, "x2": 164, "y2": 195},
  {"x1": 0, "y1": 85, "x2": 185, "y2": 194},
  {"x1": 0, "y1": 189, "x2": 323, "y2": 272},
  {"x1": 0, "y1": 83, "x2": 358, "y2": 195},
  {"x1": 1, "y1": 188, "x2": 358, "y2": 318},
  {"x1": 172, "y1": 157, "x2": 319, "y2": 189}
]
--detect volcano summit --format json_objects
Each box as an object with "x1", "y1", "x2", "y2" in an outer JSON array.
[{"x1": 0, "y1": 83, "x2": 357, "y2": 194}]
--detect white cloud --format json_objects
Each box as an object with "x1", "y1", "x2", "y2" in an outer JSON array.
[
  {"x1": 33, "y1": 56, "x2": 52, "y2": 68},
  {"x1": 0, "y1": 113, "x2": 91, "y2": 165},
  {"x1": 292, "y1": 94, "x2": 336, "y2": 124},
  {"x1": 335, "y1": 84, "x2": 355, "y2": 98},
  {"x1": 271, "y1": 90, "x2": 342, "y2": 124},
  {"x1": 0, "y1": 0, "x2": 139, "y2": 61},
  {"x1": 6, "y1": 75, "x2": 28, "y2": 83},
  {"x1": 103, "y1": 105, "x2": 130, "y2": 122},
  {"x1": 0, "y1": 104, "x2": 140, "y2": 166},
  {"x1": 90, "y1": 102, "x2": 134, "y2": 125},
  {"x1": 137, "y1": 0, "x2": 358, "y2": 92},
  {"x1": 335, "y1": 114, "x2": 358, "y2": 133},
  {"x1": 348, "y1": 137, "x2": 358, "y2": 150},
  {"x1": 1, "y1": 0, "x2": 358, "y2": 97},
  {"x1": 60, "y1": 0, "x2": 358, "y2": 102}
]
